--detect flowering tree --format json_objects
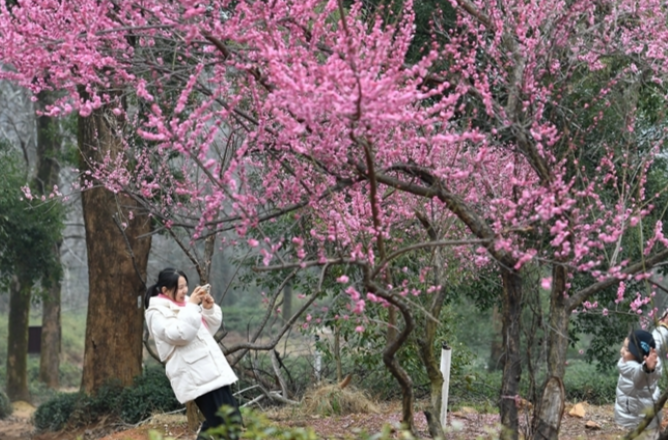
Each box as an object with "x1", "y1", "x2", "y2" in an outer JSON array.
[{"x1": 4, "y1": 0, "x2": 668, "y2": 439}]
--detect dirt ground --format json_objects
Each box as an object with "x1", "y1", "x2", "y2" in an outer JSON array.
[{"x1": 0, "y1": 400, "x2": 654, "y2": 440}]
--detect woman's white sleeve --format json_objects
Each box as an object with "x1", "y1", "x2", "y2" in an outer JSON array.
[
  {"x1": 202, "y1": 304, "x2": 223, "y2": 335},
  {"x1": 147, "y1": 303, "x2": 201, "y2": 346}
]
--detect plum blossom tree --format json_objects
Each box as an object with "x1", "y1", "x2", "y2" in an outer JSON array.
[{"x1": 4, "y1": 0, "x2": 668, "y2": 439}]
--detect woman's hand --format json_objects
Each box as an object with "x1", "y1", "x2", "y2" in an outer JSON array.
[
  {"x1": 645, "y1": 348, "x2": 658, "y2": 371},
  {"x1": 188, "y1": 286, "x2": 207, "y2": 305},
  {"x1": 202, "y1": 293, "x2": 214, "y2": 310}
]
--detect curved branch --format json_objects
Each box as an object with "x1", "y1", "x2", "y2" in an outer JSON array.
[
  {"x1": 253, "y1": 258, "x2": 362, "y2": 272},
  {"x1": 568, "y1": 248, "x2": 668, "y2": 310},
  {"x1": 371, "y1": 238, "x2": 491, "y2": 280},
  {"x1": 226, "y1": 284, "x2": 320, "y2": 362}
]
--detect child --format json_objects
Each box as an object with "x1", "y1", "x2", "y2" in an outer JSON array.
[{"x1": 614, "y1": 330, "x2": 662, "y2": 439}]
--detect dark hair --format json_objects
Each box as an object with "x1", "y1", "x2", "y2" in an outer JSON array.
[{"x1": 144, "y1": 268, "x2": 188, "y2": 309}]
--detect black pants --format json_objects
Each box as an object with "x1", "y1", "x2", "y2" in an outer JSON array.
[{"x1": 195, "y1": 385, "x2": 242, "y2": 439}]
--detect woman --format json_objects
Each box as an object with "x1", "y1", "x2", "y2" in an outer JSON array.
[
  {"x1": 145, "y1": 268, "x2": 240, "y2": 439},
  {"x1": 614, "y1": 329, "x2": 661, "y2": 439}
]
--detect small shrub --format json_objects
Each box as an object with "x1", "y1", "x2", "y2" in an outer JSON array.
[
  {"x1": 563, "y1": 360, "x2": 616, "y2": 404},
  {"x1": 302, "y1": 383, "x2": 378, "y2": 417},
  {"x1": 33, "y1": 392, "x2": 81, "y2": 431},
  {"x1": 34, "y1": 366, "x2": 182, "y2": 431},
  {"x1": 0, "y1": 388, "x2": 12, "y2": 419},
  {"x1": 119, "y1": 366, "x2": 182, "y2": 424},
  {"x1": 448, "y1": 369, "x2": 501, "y2": 410}
]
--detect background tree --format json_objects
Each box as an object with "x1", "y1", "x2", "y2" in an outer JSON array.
[
  {"x1": 34, "y1": 91, "x2": 64, "y2": 389},
  {"x1": 0, "y1": 144, "x2": 62, "y2": 401}
]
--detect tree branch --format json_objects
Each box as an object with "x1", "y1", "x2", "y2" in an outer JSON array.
[{"x1": 568, "y1": 248, "x2": 668, "y2": 310}]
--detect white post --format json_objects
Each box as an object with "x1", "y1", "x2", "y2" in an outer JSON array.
[{"x1": 440, "y1": 341, "x2": 452, "y2": 427}]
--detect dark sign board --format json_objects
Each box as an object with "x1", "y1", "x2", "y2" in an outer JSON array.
[{"x1": 28, "y1": 326, "x2": 42, "y2": 354}]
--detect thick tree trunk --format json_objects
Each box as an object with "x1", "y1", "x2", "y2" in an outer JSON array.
[
  {"x1": 499, "y1": 267, "x2": 523, "y2": 440},
  {"x1": 39, "y1": 272, "x2": 61, "y2": 388},
  {"x1": 35, "y1": 90, "x2": 63, "y2": 389},
  {"x1": 78, "y1": 105, "x2": 152, "y2": 394},
  {"x1": 489, "y1": 305, "x2": 505, "y2": 370},
  {"x1": 531, "y1": 265, "x2": 568, "y2": 440},
  {"x1": 6, "y1": 275, "x2": 32, "y2": 402}
]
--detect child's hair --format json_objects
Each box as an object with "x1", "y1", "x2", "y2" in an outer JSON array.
[{"x1": 144, "y1": 268, "x2": 188, "y2": 309}]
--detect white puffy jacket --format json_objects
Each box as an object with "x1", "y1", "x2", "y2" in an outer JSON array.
[
  {"x1": 146, "y1": 296, "x2": 238, "y2": 403},
  {"x1": 614, "y1": 357, "x2": 662, "y2": 430}
]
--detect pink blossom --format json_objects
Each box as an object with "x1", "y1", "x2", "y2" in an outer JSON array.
[{"x1": 541, "y1": 277, "x2": 552, "y2": 290}]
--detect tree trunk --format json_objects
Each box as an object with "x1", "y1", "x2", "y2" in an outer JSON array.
[
  {"x1": 6, "y1": 275, "x2": 32, "y2": 402},
  {"x1": 532, "y1": 377, "x2": 565, "y2": 440},
  {"x1": 489, "y1": 305, "x2": 505, "y2": 370},
  {"x1": 499, "y1": 267, "x2": 523, "y2": 440},
  {"x1": 282, "y1": 280, "x2": 293, "y2": 325},
  {"x1": 39, "y1": 272, "x2": 61, "y2": 388},
  {"x1": 417, "y1": 333, "x2": 445, "y2": 440},
  {"x1": 35, "y1": 90, "x2": 63, "y2": 389},
  {"x1": 531, "y1": 265, "x2": 568, "y2": 440},
  {"x1": 383, "y1": 330, "x2": 415, "y2": 433},
  {"x1": 376, "y1": 290, "x2": 415, "y2": 433},
  {"x1": 414, "y1": 235, "x2": 446, "y2": 439},
  {"x1": 78, "y1": 105, "x2": 153, "y2": 394}
]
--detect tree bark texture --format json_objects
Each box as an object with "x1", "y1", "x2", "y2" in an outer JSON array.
[
  {"x1": 418, "y1": 332, "x2": 445, "y2": 440},
  {"x1": 35, "y1": 90, "x2": 63, "y2": 389},
  {"x1": 379, "y1": 295, "x2": 415, "y2": 433},
  {"x1": 78, "y1": 106, "x2": 152, "y2": 394},
  {"x1": 531, "y1": 376, "x2": 565, "y2": 440},
  {"x1": 39, "y1": 275, "x2": 61, "y2": 388},
  {"x1": 489, "y1": 305, "x2": 505, "y2": 370},
  {"x1": 6, "y1": 275, "x2": 32, "y2": 402},
  {"x1": 499, "y1": 267, "x2": 523, "y2": 440},
  {"x1": 531, "y1": 265, "x2": 568, "y2": 440},
  {"x1": 413, "y1": 225, "x2": 446, "y2": 438}
]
